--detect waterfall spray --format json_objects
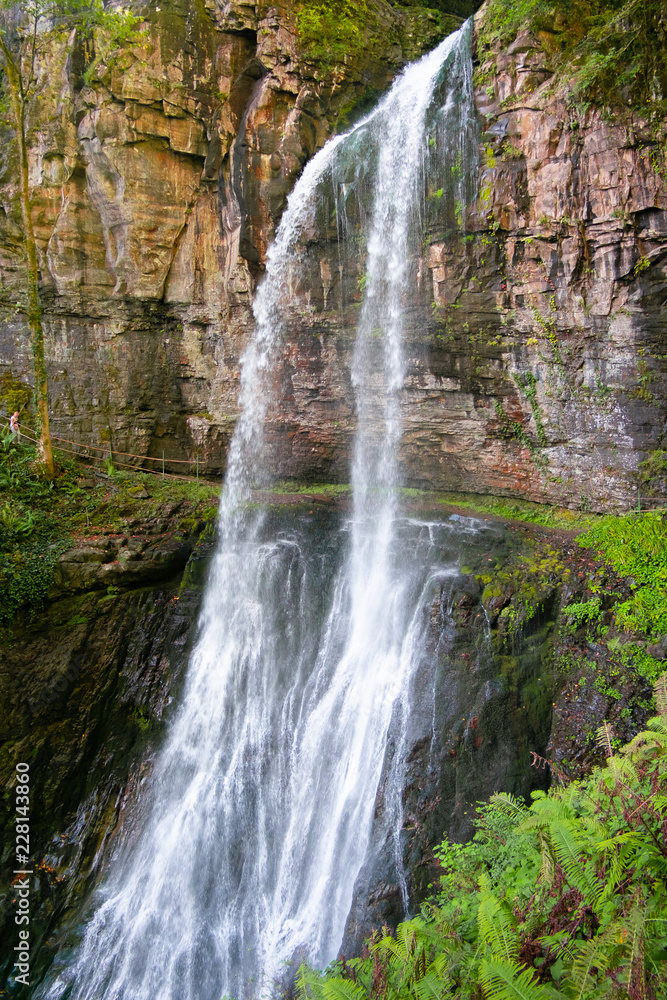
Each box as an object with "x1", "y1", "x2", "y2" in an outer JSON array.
[{"x1": 40, "y1": 23, "x2": 476, "y2": 1000}]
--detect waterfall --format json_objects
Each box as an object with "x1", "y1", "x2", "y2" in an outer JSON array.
[{"x1": 41, "y1": 23, "x2": 476, "y2": 1000}]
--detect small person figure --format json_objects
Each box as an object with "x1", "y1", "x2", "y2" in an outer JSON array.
[{"x1": 9, "y1": 411, "x2": 19, "y2": 439}]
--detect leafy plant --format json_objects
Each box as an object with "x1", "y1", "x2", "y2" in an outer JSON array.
[
  {"x1": 479, "y1": 0, "x2": 667, "y2": 117},
  {"x1": 561, "y1": 597, "x2": 601, "y2": 632},
  {"x1": 0, "y1": 503, "x2": 35, "y2": 543},
  {"x1": 299, "y1": 675, "x2": 667, "y2": 1000},
  {"x1": 578, "y1": 512, "x2": 667, "y2": 636}
]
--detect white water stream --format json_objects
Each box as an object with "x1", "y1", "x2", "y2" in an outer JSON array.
[{"x1": 43, "y1": 23, "x2": 475, "y2": 1000}]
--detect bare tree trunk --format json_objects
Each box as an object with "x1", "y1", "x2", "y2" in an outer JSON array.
[{"x1": 1, "y1": 39, "x2": 54, "y2": 478}]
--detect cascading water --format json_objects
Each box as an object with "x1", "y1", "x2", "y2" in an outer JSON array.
[{"x1": 41, "y1": 23, "x2": 476, "y2": 1000}]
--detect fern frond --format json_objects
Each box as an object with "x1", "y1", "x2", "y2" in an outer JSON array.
[
  {"x1": 296, "y1": 963, "x2": 318, "y2": 1000},
  {"x1": 596, "y1": 721, "x2": 614, "y2": 758},
  {"x1": 320, "y1": 978, "x2": 367, "y2": 1000},
  {"x1": 550, "y1": 821, "x2": 600, "y2": 905},
  {"x1": 477, "y1": 890, "x2": 519, "y2": 962},
  {"x1": 537, "y1": 830, "x2": 555, "y2": 889},
  {"x1": 645, "y1": 715, "x2": 667, "y2": 738},
  {"x1": 565, "y1": 934, "x2": 613, "y2": 1000},
  {"x1": 621, "y1": 720, "x2": 667, "y2": 760},
  {"x1": 374, "y1": 921, "x2": 425, "y2": 983},
  {"x1": 518, "y1": 799, "x2": 572, "y2": 834},
  {"x1": 480, "y1": 958, "x2": 557, "y2": 1000},
  {"x1": 489, "y1": 792, "x2": 528, "y2": 815},
  {"x1": 606, "y1": 754, "x2": 638, "y2": 783},
  {"x1": 598, "y1": 840, "x2": 635, "y2": 901},
  {"x1": 413, "y1": 972, "x2": 452, "y2": 1000},
  {"x1": 655, "y1": 672, "x2": 667, "y2": 717}
]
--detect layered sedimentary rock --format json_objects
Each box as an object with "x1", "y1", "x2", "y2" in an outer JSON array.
[
  {"x1": 0, "y1": 0, "x2": 665, "y2": 510},
  {"x1": 0, "y1": 0, "x2": 456, "y2": 472}
]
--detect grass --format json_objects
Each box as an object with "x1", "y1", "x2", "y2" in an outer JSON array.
[{"x1": 434, "y1": 491, "x2": 596, "y2": 530}]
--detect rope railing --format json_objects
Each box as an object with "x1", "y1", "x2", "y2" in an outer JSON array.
[
  {"x1": 0, "y1": 409, "x2": 213, "y2": 481},
  {"x1": 1, "y1": 411, "x2": 665, "y2": 512},
  {"x1": 11, "y1": 425, "x2": 212, "y2": 485}
]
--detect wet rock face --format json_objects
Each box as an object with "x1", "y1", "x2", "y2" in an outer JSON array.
[
  {"x1": 0, "y1": 1, "x2": 664, "y2": 506},
  {"x1": 255, "y1": 24, "x2": 667, "y2": 512},
  {"x1": 0, "y1": 521, "x2": 213, "y2": 987},
  {"x1": 342, "y1": 515, "x2": 557, "y2": 951}
]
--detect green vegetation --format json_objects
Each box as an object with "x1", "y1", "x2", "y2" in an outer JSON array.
[
  {"x1": 480, "y1": 0, "x2": 667, "y2": 116},
  {"x1": 578, "y1": 512, "x2": 667, "y2": 638},
  {"x1": 0, "y1": 433, "x2": 220, "y2": 624},
  {"x1": 298, "y1": 676, "x2": 667, "y2": 1000},
  {"x1": 513, "y1": 373, "x2": 548, "y2": 448},
  {"x1": 0, "y1": 432, "x2": 67, "y2": 623},
  {"x1": 494, "y1": 399, "x2": 546, "y2": 463},
  {"x1": 295, "y1": 0, "x2": 372, "y2": 67},
  {"x1": 639, "y1": 451, "x2": 667, "y2": 499},
  {"x1": 294, "y1": 0, "x2": 459, "y2": 72},
  {"x1": 438, "y1": 493, "x2": 591, "y2": 530}
]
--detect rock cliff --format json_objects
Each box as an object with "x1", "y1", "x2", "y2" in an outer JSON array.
[
  {"x1": 0, "y1": 0, "x2": 458, "y2": 474},
  {"x1": 0, "y1": 0, "x2": 664, "y2": 510}
]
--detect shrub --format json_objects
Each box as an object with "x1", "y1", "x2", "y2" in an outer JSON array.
[{"x1": 298, "y1": 675, "x2": 667, "y2": 1000}]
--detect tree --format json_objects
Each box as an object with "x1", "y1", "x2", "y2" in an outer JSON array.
[{"x1": 0, "y1": 1, "x2": 140, "y2": 476}]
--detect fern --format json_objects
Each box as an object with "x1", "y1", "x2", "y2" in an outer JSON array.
[
  {"x1": 549, "y1": 822, "x2": 600, "y2": 905},
  {"x1": 303, "y1": 677, "x2": 667, "y2": 1000},
  {"x1": 564, "y1": 932, "x2": 616, "y2": 1000},
  {"x1": 478, "y1": 889, "x2": 519, "y2": 962},
  {"x1": 596, "y1": 721, "x2": 614, "y2": 759},
  {"x1": 297, "y1": 963, "x2": 316, "y2": 1000},
  {"x1": 489, "y1": 792, "x2": 528, "y2": 815},
  {"x1": 537, "y1": 830, "x2": 555, "y2": 890},
  {"x1": 479, "y1": 959, "x2": 557, "y2": 1000},
  {"x1": 320, "y1": 978, "x2": 367, "y2": 1000},
  {"x1": 413, "y1": 972, "x2": 452, "y2": 1000}
]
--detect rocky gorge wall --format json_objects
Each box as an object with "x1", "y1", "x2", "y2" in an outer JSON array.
[
  {"x1": 0, "y1": 0, "x2": 460, "y2": 475},
  {"x1": 0, "y1": 4, "x2": 665, "y2": 990},
  {"x1": 0, "y1": 490, "x2": 572, "y2": 986},
  {"x1": 0, "y1": 499, "x2": 214, "y2": 986},
  {"x1": 0, "y1": 0, "x2": 664, "y2": 511}
]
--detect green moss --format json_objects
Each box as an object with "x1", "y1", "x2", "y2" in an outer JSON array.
[
  {"x1": 479, "y1": 0, "x2": 667, "y2": 117},
  {"x1": 0, "y1": 371, "x2": 31, "y2": 416},
  {"x1": 639, "y1": 449, "x2": 667, "y2": 497},
  {"x1": 295, "y1": 0, "x2": 372, "y2": 68},
  {"x1": 436, "y1": 492, "x2": 593, "y2": 529},
  {"x1": 578, "y1": 511, "x2": 667, "y2": 638}
]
